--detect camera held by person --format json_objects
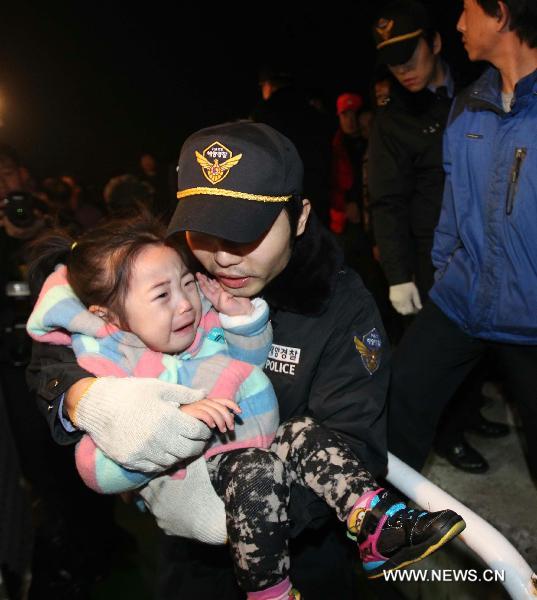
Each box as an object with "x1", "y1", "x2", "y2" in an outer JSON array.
[{"x1": 0, "y1": 190, "x2": 49, "y2": 240}]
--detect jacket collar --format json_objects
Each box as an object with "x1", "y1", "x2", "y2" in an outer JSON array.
[
  {"x1": 427, "y1": 61, "x2": 455, "y2": 98},
  {"x1": 262, "y1": 213, "x2": 344, "y2": 317},
  {"x1": 469, "y1": 65, "x2": 537, "y2": 113},
  {"x1": 388, "y1": 75, "x2": 454, "y2": 116}
]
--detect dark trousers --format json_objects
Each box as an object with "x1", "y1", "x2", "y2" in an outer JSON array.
[
  {"x1": 210, "y1": 416, "x2": 376, "y2": 592},
  {"x1": 156, "y1": 522, "x2": 358, "y2": 600},
  {"x1": 157, "y1": 417, "x2": 369, "y2": 599},
  {"x1": 434, "y1": 363, "x2": 487, "y2": 452},
  {"x1": 387, "y1": 301, "x2": 537, "y2": 478}
]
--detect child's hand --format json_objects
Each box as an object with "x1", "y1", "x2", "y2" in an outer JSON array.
[
  {"x1": 179, "y1": 398, "x2": 241, "y2": 433},
  {"x1": 197, "y1": 273, "x2": 254, "y2": 317}
]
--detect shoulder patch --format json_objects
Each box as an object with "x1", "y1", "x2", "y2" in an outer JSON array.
[{"x1": 354, "y1": 328, "x2": 382, "y2": 375}]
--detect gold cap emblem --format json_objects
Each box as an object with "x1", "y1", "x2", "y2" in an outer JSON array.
[
  {"x1": 376, "y1": 18, "x2": 395, "y2": 41},
  {"x1": 195, "y1": 141, "x2": 242, "y2": 185}
]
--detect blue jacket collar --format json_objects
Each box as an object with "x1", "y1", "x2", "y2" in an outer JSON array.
[{"x1": 470, "y1": 65, "x2": 537, "y2": 112}]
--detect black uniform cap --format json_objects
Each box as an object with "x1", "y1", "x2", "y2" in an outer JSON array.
[
  {"x1": 373, "y1": 0, "x2": 432, "y2": 66},
  {"x1": 168, "y1": 122, "x2": 304, "y2": 243}
]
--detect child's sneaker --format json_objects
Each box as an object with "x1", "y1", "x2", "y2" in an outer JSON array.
[{"x1": 349, "y1": 489, "x2": 465, "y2": 579}]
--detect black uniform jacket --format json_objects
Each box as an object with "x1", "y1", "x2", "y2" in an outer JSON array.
[{"x1": 368, "y1": 80, "x2": 452, "y2": 290}]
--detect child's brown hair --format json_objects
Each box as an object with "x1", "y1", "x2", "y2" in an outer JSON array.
[{"x1": 28, "y1": 216, "x2": 192, "y2": 329}]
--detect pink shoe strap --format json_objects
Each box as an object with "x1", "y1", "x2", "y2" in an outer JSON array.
[{"x1": 359, "y1": 513, "x2": 389, "y2": 563}]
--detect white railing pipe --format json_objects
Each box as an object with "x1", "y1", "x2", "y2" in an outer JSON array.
[{"x1": 386, "y1": 452, "x2": 537, "y2": 599}]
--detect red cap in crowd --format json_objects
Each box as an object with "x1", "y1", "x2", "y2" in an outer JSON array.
[{"x1": 336, "y1": 93, "x2": 364, "y2": 115}]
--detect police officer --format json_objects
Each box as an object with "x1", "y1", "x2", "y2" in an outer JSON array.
[
  {"x1": 28, "y1": 122, "x2": 389, "y2": 599},
  {"x1": 368, "y1": 0, "x2": 501, "y2": 472}
]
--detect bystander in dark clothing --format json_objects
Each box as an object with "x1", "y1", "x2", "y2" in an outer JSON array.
[
  {"x1": 251, "y1": 69, "x2": 333, "y2": 227},
  {"x1": 0, "y1": 377, "x2": 33, "y2": 599},
  {"x1": 330, "y1": 93, "x2": 395, "y2": 341},
  {"x1": 369, "y1": 79, "x2": 453, "y2": 299},
  {"x1": 103, "y1": 174, "x2": 156, "y2": 219},
  {"x1": 138, "y1": 153, "x2": 175, "y2": 221}
]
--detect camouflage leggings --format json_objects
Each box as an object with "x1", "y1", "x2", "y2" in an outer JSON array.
[{"x1": 209, "y1": 415, "x2": 377, "y2": 592}]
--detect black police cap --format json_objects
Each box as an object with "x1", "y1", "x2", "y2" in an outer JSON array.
[{"x1": 168, "y1": 122, "x2": 304, "y2": 243}]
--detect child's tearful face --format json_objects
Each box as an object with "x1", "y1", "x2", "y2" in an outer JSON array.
[{"x1": 123, "y1": 245, "x2": 202, "y2": 354}]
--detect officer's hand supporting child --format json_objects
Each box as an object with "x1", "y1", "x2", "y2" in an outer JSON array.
[{"x1": 69, "y1": 376, "x2": 214, "y2": 472}]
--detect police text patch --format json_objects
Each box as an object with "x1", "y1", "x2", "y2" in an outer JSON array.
[{"x1": 265, "y1": 344, "x2": 301, "y2": 376}]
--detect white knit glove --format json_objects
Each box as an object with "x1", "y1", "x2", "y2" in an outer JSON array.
[
  {"x1": 138, "y1": 456, "x2": 227, "y2": 545},
  {"x1": 75, "y1": 377, "x2": 211, "y2": 472},
  {"x1": 389, "y1": 282, "x2": 423, "y2": 315}
]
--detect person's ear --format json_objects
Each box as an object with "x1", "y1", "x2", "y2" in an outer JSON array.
[
  {"x1": 432, "y1": 32, "x2": 442, "y2": 56},
  {"x1": 296, "y1": 199, "x2": 311, "y2": 237},
  {"x1": 496, "y1": 1, "x2": 510, "y2": 32},
  {"x1": 88, "y1": 304, "x2": 109, "y2": 319}
]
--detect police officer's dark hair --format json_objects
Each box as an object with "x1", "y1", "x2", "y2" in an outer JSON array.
[
  {"x1": 417, "y1": 5, "x2": 439, "y2": 52},
  {"x1": 282, "y1": 195, "x2": 304, "y2": 239},
  {"x1": 28, "y1": 217, "x2": 192, "y2": 329},
  {"x1": 476, "y1": 0, "x2": 537, "y2": 48},
  {"x1": 421, "y1": 28, "x2": 439, "y2": 51}
]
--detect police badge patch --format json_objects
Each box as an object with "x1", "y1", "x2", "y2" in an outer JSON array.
[
  {"x1": 195, "y1": 141, "x2": 242, "y2": 185},
  {"x1": 354, "y1": 328, "x2": 382, "y2": 375}
]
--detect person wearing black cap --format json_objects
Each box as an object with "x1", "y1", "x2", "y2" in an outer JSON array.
[
  {"x1": 22, "y1": 123, "x2": 363, "y2": 597},
  {"x1": 368, "y1": 0, "x2": 502, "y2": 473},
  {"x1": 28, "y1": 121, "x2": 386, "y2": 598},
  {"x1": 26, "y1": 122, "x2": 466, "y2": 598},
  {"x1": 369, "y1": 0, "x2": 454, "y2": 314}
]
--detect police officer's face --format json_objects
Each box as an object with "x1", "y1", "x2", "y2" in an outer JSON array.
[
  {"x1": 388, "y1": 36, "x2": 441, "y2": 93},
  {"x1": 186, "y1": 201, "x2": 311, "y2": 298}
]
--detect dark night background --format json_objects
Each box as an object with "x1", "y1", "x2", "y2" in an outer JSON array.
[{"x1": 0, "y1": 1, "x2": 475, "y2": 188}]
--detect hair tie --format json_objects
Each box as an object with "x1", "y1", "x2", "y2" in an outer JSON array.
[{"x1": 71, "y1": 241, "x2": 78, "y2": 251}]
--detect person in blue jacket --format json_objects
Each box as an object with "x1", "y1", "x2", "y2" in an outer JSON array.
[{"x1": 387, "y1": 0, "x2": 537, "y2": 480}]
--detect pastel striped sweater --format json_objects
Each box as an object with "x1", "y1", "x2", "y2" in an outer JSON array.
[{"x1": 27, "y1": 265, "x2": 279, "y2": 496}]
